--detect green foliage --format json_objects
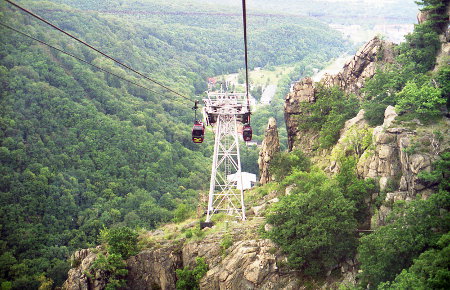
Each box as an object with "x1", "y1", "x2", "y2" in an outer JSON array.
[
  {"x1": 220, "y1": 234, "x2": 233, "y2": 256},
  {"x1": 173, "y1": 203, "x2": 194, "y2": 223},
  {"x1": 362, "y1": 8, "x2": 446, "y2": 125},
  {"x1": 378, "y1": 232, "x2": 450, "y2": 290},
  {"x1": 175, "y1": 257, "x2": 208, "y2": 290},
  {"x1": 335, "y1": 157, "x2": 376, "y2": 224},
  {"x1": 269, "y1": 149, "x2": 310, "y2": 181},
  {"x1": 91, "y1": 253, "x2": 128, "y2": 290},
  {"x1": 395, "y1": 81, "x2": 444, "y2": 120},
  {"x1": 436, "y1": 65, "x2": 450, "y2": 109},
  {"x1": 266, "y1": 169, "x2": 357, "y2": 276},
  {"x1": 297, "y1": 85, "x2": 359, "y2": 148},
  {"x1": 357, "y1": 189, "x2": 450, "y2": 288},
  {"x1": 396, "y1": 23, "x2": 441, "y2": 74},
  {"x1": 415, "y1": 0, "x2": 450, "y2": 32},
  {"x1": 100, "y1": 227, "x2": 138, "y2": 259},
  {"x1": 418, "y1": 152, "x2": 450, "y2": 192}
]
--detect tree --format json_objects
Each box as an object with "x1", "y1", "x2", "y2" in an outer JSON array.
[
  {"x1": 266, "y1": 170, "x2": 357, "y2": 276},
  {"x1": 395, "y1": 81, "x2": 445, "y2": 120}
]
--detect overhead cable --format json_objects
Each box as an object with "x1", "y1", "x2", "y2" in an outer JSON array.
[
  {"x1": 0, "y1": 22, "x2": 161, "y2": 96},
  {"x1": 4, "y1": 0, "x2": 193, "y2": 102},
  {"x1": 241, "y1": 0, "x2": 250, "y2": 109}
]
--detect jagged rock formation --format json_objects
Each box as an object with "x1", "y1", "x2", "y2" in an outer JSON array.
[
  {"x1": 284, "y1": 77, "x2": 319, "y2": 152},
  {"x1": 285, "y1": 37, "x2": 394, "y2": 151},
  {"x1": 258, "y1": 117, "x2": 280, "y2": 184},
  {"x1": 321, "y1": 37, "x2": 395, "y2": 96}
]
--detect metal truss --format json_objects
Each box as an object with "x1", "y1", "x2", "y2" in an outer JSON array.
[{"x1": 204, "y1": 92, "x2": 247, "y2": 222}]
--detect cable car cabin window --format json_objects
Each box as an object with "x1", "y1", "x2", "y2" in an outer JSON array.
[
  {"x1": 193, "y1": 128, "x2": 204, "y2": 137},
  {"x1": 243, "y1": 125, "x2": 252, "y2": 141}
]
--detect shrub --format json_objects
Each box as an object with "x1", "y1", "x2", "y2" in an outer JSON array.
[
  {"x1": 91, "y1": 253, "x2": 128, "y2": 290},
  {"x1": 173, "y1": 203, "x2": 194, "y2": 223},
  {"x1": 220, "y1": 234, "x2": 233, "y2": 256},
  {"x1": 378, "y1": 232, "x2": 450, "y2": 290},
  {"x1": 100, "y1": 226, "x2": 138, "y2": 259},
  {"x1": 297, "y1": 85, "x2": 359, "y2": 148},
  {"x1": 176, "y1": 257, "x2": 208, "y2": 290}
]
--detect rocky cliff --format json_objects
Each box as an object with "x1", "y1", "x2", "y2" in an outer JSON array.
[{"x1": 258, "y1": 117, "x2": 280, "y2": 184}]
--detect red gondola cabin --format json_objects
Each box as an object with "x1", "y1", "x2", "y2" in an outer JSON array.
[
  {"x1": 192, "y1": 121, "x2": 205, "y2": 143},
  {"x1": 243, "y1": 124, "x2": 252, "y2": 141}
]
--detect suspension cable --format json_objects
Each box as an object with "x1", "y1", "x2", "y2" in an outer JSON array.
[
  {"x1": 0, "y1": 22, "x2": 164, "y2": 96},
  {"x1": 241, "y1": 0, "x2": 251, "y2": 113},
  {"x1": 4, "y1": 0, "x2": 194, "y2": 103}
]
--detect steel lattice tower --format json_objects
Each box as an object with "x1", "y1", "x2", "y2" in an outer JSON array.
[{"x1": 203, "y1": 92, "x2": 249, "y2": 222}]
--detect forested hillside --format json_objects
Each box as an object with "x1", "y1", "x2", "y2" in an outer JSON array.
[{"x1": 0, "y1": 0, "x2": 351, "y2": 288}]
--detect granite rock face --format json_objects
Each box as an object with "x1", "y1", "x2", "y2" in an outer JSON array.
[
  {"x1": 200, "y1": 239, "x2": 298, "y2": 290},
  {"x1": 321, "y1": 37, "x2": 395, "y2": 96},
  {"x1": 285, "y1": 37, "x2": 394, "y2": 152},
  {"x1": 258, "y1": 117, "x2": 280, "y2": 184},
  {"x1": 284, "y1": 77, "x2": 319, "y2": 152}
]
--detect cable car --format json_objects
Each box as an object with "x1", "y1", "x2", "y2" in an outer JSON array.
[
  {"x1": 242, "y1": 124, "x2": 252, "y2": 141},
  {"x1": 192, "y1": 121, "x2": 205, "y2": 143}
]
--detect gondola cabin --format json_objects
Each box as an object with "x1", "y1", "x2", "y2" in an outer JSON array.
[
  {"x1": 192, "y1": 121, "x2": 205, "y2": 143},
  {"x1": 242, "y1": 124, "x2": 252, "y2": 141}
]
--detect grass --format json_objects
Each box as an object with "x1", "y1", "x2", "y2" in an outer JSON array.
[{"x1": 214, "y1": 63, "x2": 297, "y2": 89}]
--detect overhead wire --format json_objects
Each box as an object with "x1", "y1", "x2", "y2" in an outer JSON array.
[
  {"x1": 241, "y1": 0, "x2": 251, "y2": 115},
  {"x1": 4, "y1": 0, "x2": 194, "y2": 103},
  {"x1": 0, "y1": 22, "x2": 163, "y2": 96}
]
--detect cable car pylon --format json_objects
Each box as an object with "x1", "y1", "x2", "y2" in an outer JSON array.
[{"x1": 202, "y1": 91, "x2": 250, "y2": 222}]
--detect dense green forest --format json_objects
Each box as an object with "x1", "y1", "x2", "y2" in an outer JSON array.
[
  {"x1": 261, "y1": 0, "x2": 450, "y2": 288},
  {"x1": 0, "y1": 0, "x2": 351, "y2": 288}
]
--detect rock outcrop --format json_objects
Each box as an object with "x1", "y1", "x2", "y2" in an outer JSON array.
[
  {"x1": 284, "y1": 77, "x2": 319, "y2": 152},
  {"x1": 63, "y1": 248, "x2": 105, "y2": 290},
  {"x1": 258, "y1": 117, "x2": 280, "y2": 184},
  {"x1": 63, "y1": 227, "x2": 302, "y2": 290},
  {"x1": 126, "y1": 245, "x2": 182, "y2": 290},
  {"x1": 63, "y1": 245, "x2": 182, "y2": 290},
  {"x1": 321, "y1": 37, "x2": 395, "y2": 96},
  {"x1": 357, "y1": 106, "x2": 435, "y2": 195},
  {"x1": 285, "y1": 37, "x2": 395, "y2": 152},
  {"x1": 200, "y1": 239, "x2": 298, "y2": 290}
]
